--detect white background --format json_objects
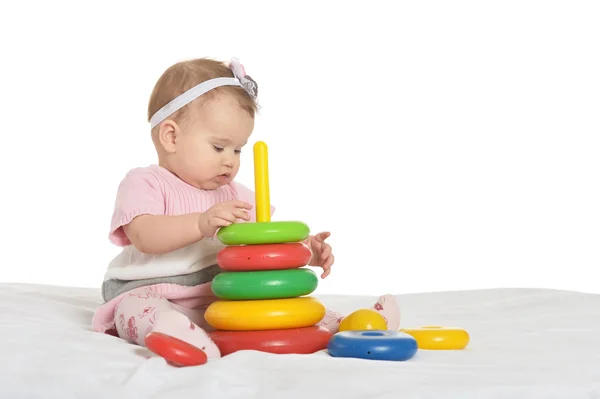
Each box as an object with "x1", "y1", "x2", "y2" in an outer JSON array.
[{"x1": 0, "y1": 1, "x2": 598, "y2": 295}]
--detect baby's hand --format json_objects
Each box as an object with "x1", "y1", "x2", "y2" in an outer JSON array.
[
  {"x1": 307, "y1": 232, "x2": 334, "y2": 278},
  {"x1": 198, "y1": 201, "x2": 252, "y2": 238}
]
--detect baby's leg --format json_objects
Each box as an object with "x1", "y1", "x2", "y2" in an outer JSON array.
[
  {"x1": 169, "y1": 294, "x2": 218, "y2": 332},
  {"x1": 317, "y1": 294, "x2": 401, "y2": 334},
  {"x1": 114, "y1": 289, "x2": 220, "y2": 359}
]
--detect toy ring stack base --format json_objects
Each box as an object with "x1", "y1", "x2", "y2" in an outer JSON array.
[
  {"x1": 210, "y1": 325, "x2": 332, "y2": 356},
  {"x1": 206, "y1": 297, "x2": 331, "y2": 355}
]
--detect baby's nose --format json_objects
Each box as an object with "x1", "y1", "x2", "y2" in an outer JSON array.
[{"x1": 223, "y1": 156, "x2": 234, "y2": 166}]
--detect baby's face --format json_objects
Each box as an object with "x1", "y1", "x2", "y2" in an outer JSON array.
[{"x1": 172, "y1": 94, "x2": 254, "y2": 190}]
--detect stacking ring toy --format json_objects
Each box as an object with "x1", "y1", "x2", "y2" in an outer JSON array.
[
  {"x1": 205, "y1": 297, "x2": 325, "y2": 331},
  {"x1": 211, "y1": 268, "x2": 318, "y2": 300},
  {"x1": 328, "y1": 330, "x2": 418, "y2": 361},
  {"x1": 217, "y1": 221, "x2": 310, "y2": 245},
  {"x1": 400, "y1": 326, "x2": 470, "y2": 350},
  {"x1": 209, "y1": 326, "x2": 332, "y2": 356},
  {"x1": 144, "y1": 332, "x2": 208, "y2": 367},
  {"x1": 217, "y1": 242, "x2": 311, "y2": 271}
]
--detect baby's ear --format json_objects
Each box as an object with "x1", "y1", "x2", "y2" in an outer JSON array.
[{"x1": 157, "y1": 119, "x2": 179, "y2": 153}]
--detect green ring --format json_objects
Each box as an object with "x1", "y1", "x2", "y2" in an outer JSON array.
[
  {"x1": 211, "y1": 268, "x2": 318, "y2": 300},
  {"x1": 217, "y1": 221, "x2": 310, "y2": 245}
]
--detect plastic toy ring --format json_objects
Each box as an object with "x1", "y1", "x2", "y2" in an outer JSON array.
[
  {"x1": 400, "y1": 326, "x2": 470, "y2": 350},
  {"x1": 217, "y1": 221, "x2": 310, "y2": 245},
  {"x1": 205, "y1": 296, "x2": 326, "y2": 331},
  {"x1": 210, "y1": 326, "x2": 332, "y2": 356},
  {"x1": 217, "y1": 242, "x2": 311, "y2": 271},
  {"x1": 144, "y1": 332, "x2": 208, "y2": 367},
  {"x1": 211, "y1": 268, "x2": 318, "y2": 300},
  {"x1": 328, "y1": 330, "x2": 418, "y2": 361}
]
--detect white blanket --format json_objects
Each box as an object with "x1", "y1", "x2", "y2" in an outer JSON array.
[{"x1": 1, "y1": 283, "x2": 599, "y2": 398}]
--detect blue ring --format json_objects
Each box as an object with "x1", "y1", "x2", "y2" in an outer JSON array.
[{"x1": 327, "y1": 330, "x2": 418, "y2": 361}]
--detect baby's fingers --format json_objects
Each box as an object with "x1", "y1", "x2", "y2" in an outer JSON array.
[
  {"x1": 321, "y1": 244, "x2": 332, "y2": 259},
  {"x1": 227, "y1": 200, "x2": 253, "y2": 210},
  {"x1": 210, "y1": 216, "x2": 235, "y2": 228},
  {"x1": 314, "y1": 232, "x2": 331, "y2": 242},
  {"x1": 321, "y1": 254, "x2": 334, "y2": 278},
  {"x1": 232, "y1": 209, "x2": 251, "y2": 221},
  {"x1": 214, "y1": 210, "x2": 239, "y2": 225}
]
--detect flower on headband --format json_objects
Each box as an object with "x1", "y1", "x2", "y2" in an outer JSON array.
[{"x1": 229, "y1": 58, "x2": 258, "y2": 99}]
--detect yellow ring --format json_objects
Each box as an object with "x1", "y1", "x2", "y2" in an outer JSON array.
[
  {"x1": 400, "y1": 326, "x2": 470, "y2": 350},
  {"x1": 205, "y1": 297, "x2": 326, "y2": 331}
]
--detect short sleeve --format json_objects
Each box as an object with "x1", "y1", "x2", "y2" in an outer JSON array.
[
  {"x1": 108, "y1": 168, "x2": 166, "y2": 246},
  {"x1": 231, "y1": 181, "x2": 275, "y2": 222}
]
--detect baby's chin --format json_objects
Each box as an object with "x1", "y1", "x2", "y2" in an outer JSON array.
[{"x1": 192, "y1": 176, "x2": 232, "y2": 191}]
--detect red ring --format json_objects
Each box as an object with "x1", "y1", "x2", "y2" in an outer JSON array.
[
  {"x1": 144, "y1": 332, "x2": 208, "y2": 367},
  {"x1": 209, "y1": 326, "x2": 332, "y2": 356},
  {"x1": 217, "y1": 242, "x2": 312, "y2": 271}
]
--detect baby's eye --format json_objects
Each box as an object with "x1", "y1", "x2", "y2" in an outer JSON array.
[
  {"x1": 213, "y1": 145, "x2": 224, "y2": 152},
  {"x1": 235, "y1": 149, "x2": 242, "y2": 154}
]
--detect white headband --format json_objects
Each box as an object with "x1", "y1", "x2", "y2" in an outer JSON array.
[{"x1": 149, "y1": 57, "x2": 258, "y2": 129}]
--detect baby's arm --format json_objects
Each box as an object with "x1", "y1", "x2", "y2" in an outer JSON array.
[
  {"x1": 109, "y1": 169, "x2": 203, "y2": 255},
  {"x1": 125, "y1": 199, "x2": 252, "y2": 254},
  {"x1": 110, "y1": 170, "x2": 253, "y2": 255},
  {"x1": 123, "y1": 213, "x2": 202, "y2": 255}
]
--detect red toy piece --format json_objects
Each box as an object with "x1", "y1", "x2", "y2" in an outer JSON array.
[
  {"x1": 144, "y1": 332, "x2": 208, "y2": 367},
  {"x1": 209, "y1": 325, "x2": 332, "y2": 356},
  {"x1": 217, "y1": 242, "x2": 312, "y2": 271}
]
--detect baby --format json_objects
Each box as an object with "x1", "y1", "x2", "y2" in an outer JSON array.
[{"x1": 91, "y1": 57, "x2": 401, "y2": 364}]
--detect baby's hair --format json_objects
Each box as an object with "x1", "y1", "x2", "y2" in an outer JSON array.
[{"x1": 147, "y1": 58, "x2": 258, "y2": 127}]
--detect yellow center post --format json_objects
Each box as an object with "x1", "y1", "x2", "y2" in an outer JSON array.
[{"x1": 253, "y1": 141, "x2": 270, "y2": 223}]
